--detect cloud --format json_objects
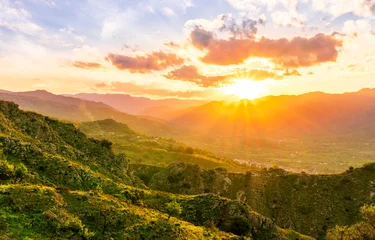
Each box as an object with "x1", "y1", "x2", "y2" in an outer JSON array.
[
  {"x1": 218, "y1": 14, "x2": 259, "y2": 38},
  {"x1": 165, "y1": 65, "x2": 227, "y2": 87},
  {"x1": 226, "y1": 0, "x2": 300, "y2": 12},
  {"x1": 271, "y1": 11, "x2": 306, "y2": 27},
  {"x1": 190, "y1": 28, "x2": 342, "y2": 67},
  {"x1": 283, "y1": 69, "x2": 301, "y2": 76},
  {"x1": 311, "y1": 0, "x2": 375, "y2": 17},
  {"x1": 106, "y1": 51, "x2": 184, "y2": 73},
  {"x1": 0, "y1": 1, "x2": 42, "y2": 35},
  {"x1": 162, "y1": 7, "x2": 175, "y2": 16},
  {"x1": 72, "y1": 61, "x2": 103, "y2": 69},
  {"x1": 164, "y1": 41, "x2": 180, "y2": 48},
  {"x1": 187, "y1": 13, "x2": 265, "y2": 41},
  {"x1": 29, "y1": 0, "x2": 56, "y2": 6},
  {"x1": 190, "y1": 27, "x2": 215, "y2": 49},
  {"x1": 165, "y1": 65, "x2": 284, "y2": 87}
]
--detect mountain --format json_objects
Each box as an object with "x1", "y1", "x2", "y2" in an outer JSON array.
[
  {"x1": 0, "y1": 90, "x2": 174, "y2": 137},
  {"x1": 69, "y1": 93, "x2": 208, "y2": 115},
  {"x1": 160, "y1": 89, "x2": 375, "y2": 139},
  {"x1": 0, "y1": 100, "x2": 311, "y2": 239}
]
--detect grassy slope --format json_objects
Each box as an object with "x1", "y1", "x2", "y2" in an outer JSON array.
[{"x1": 0, "y1": 101, "x2": 310, "y2": 240}]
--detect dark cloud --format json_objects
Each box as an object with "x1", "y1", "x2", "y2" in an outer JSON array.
[
  {"x1": 330, "y1": 31, "x2": 346, "y2": 37},
  {"x1": 219, "y1": 14, "x2": 258, "y2": 38},
  {"x1": 190, "y1": 27, "x2": 215, "y2": 49},
  {"x1": 106, "y1": 51, "x2": 184, "y2": 73},
  {"x1": 164, "y1": 41, "x2": 180, "y2": 48},
  {"x1": 165, "y1": 65, "x2": 284, "y2": 87},
  {"x1": 72, "y1": 61, "x2": 102, "y2": 69},
  {"x1": 190, "y1": 28, "x2": 342, "y2": 67}
]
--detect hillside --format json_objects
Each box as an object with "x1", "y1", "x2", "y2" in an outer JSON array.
[
  {"x1": 79, "y1": 119, "x2": 255, "y2": 173},
  {"x1": 0, "y1": 100, "x2": 310, "y2": 239},
  {"x1": 130, "y1": 162, "x2": 375, "y2": 239},
  {"x1": 70, "y1": 93, "x2": 207, "y2": 115},
  {"x1": 0, "y1": 90, "x2": 174, "y2": 137}
]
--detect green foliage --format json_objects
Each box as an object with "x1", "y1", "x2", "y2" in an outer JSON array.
[
  {"x1": 226, "y1": 216, "x2": 251, "y2": 236},
  {"x1": 361, "y1": 205, "x2": 375, "y2": 226},
  {"x1": 0, "y1": 160, "x2": 14, "y2": 180},
  {"x1": 123, "y1": 219, "x2": 182, "y2": 239},
  {"x1": 326, "y1": 205, "x2": 375, "y2": 240},
  {"x1": 166, "y1": 200, "x2": 182, "y2": 220},
  {"x1": 100, "y1": 139, "x2": 113, "y2": 150}
]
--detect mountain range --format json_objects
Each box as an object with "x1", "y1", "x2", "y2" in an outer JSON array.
[
  {"x1": 68, "y1": 93, "x2": 208, "y2": 115},
  {"x1": 1, "y1": 88, "x2": 375, "y2": 173}
]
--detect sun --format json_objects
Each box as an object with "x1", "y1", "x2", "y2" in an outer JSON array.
[{"x1": 222, "y1": 79, "x2": 268, "y2": 100}]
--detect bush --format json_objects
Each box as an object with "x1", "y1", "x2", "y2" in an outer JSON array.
[
  {"x1": 363, "y1": 162, "x2": 375, "y2": 171},
  {"x1": 14, "y1": 163, "x2": 28, "y2": 179},
  {"x1": 227, "y1": 216, "x2": 251, "y2": 236},
  {"x1": 0, "y1": 160, "x2": 14, "y2": 180}
]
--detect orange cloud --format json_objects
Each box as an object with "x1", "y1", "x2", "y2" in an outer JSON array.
[
  {"x1": 165, "y1": 65, "x2": 283, "y2": 87},
  {"x1": 72, "y1": 61, "x2": 102, "y2": 69},
  {"x1": 191, "y1": 28, "x2": 342, "y2": 68},
  {"x1": 106, "y1": 51, "x2": 184, "y2": 73}
]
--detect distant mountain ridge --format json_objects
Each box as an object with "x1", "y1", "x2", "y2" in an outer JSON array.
[
  {"x1": 68, "y1": 92, "x2": 208, "y2": 114},
  {"x1": 0, "y1": 89, "x2": 175, "y2": 137},
  {"x1": 158, "y1": 88, "x2": 375, "y2": 139}
]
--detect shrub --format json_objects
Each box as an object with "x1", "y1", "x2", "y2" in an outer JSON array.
[
  {"x1": 363, "y1": 162, "x2": 375, "y2": 171},
  {"x1": 0, "y1": 160, "x2": 14, "y2": 180},
  {"x1": 14, "y1": 163, "x2": 28, "y2": 179},
  {"x1": 227, "y1": 216, "x2": 251, "y2": 236}
]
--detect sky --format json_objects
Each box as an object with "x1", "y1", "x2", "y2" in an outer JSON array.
[{"x1": 0, "y1": 0, "x2": 375, "y2": 100}]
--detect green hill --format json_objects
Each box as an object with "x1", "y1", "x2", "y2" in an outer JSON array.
[
  {"x1": 0, "y1": 100, "x2": 310, "y2": 239},
  {"x1": 130, "y1": 162, "x2": 375, "y2": 238}
]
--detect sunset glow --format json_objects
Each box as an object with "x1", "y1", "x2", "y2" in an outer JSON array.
[
  {"x1": 0, "y1": 0, "x2": 374, "y2": 98},
  {"x1": 222, "y1": 79, "x2": 268, "y2": 100}
]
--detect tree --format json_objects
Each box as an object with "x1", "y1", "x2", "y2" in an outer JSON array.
[
  {"x1": 100, "y1": 139, "x2": 113, "y2": 150},
  {"x1": 327, "y1": 205, "x2": 375, "y2": 240},
  {"x1": 165, "y1": 200, "x2": 182, "y2": 220},
  {"x1": 185, "y1": 147, "x2": 194, "y2": 154}
]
